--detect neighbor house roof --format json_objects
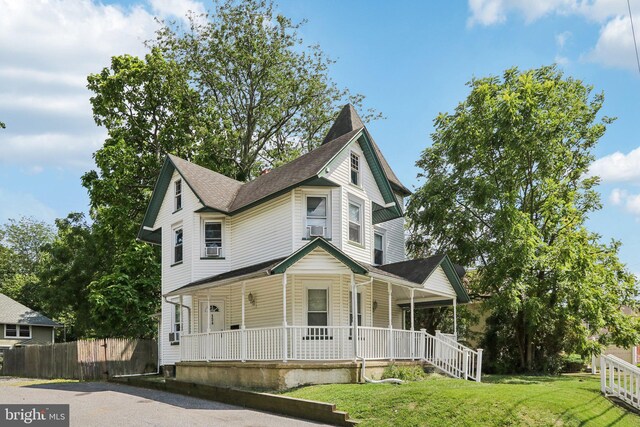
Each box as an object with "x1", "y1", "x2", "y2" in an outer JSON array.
[
  {"x1": 166, "y1": 238, "x2": 469, "y2": 305},
  {"x1": 0, "y1": 293, "x2": 61, "y2": 327}
]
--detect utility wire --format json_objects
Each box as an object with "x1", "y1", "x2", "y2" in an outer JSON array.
[{"x1": 628, "y1": 0, "x2": 640, "y2": 75}]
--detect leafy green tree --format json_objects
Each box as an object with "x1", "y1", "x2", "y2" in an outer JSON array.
[
  {"x1": 407, "y1": 65, "x2": 639, "y2": 373},
  {"x1": 80, "y1": 0, "x2": 378, "y2": 338},
  {"x1": 0, "y1": 217, "x2": 54, "y2": 311},
  {"x1": 153, "y1": 0, "x2": 379, "y2": 181},
  {"x1": 0, "y1": 120, "x2": 5, "y2": 128}
]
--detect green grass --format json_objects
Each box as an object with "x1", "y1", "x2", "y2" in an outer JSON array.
[{"x1": 284, "y1": 374, "x2": 640, "y2": 426}]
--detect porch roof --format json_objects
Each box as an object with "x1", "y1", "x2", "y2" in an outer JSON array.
[{"x1": 165, "y1": 239, "x2": 470, "y2": 305}]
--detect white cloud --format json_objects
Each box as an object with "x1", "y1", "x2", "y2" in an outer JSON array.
[
  {"x1": 555, "y1": 31, "x2": 571, "y2": 48},
  {"x1": 586, "y1": 14, "x2": 640, "y2": 71},
  {"x1": 626, "y1": 192, "x2": 640, "y2": 215},
  {"x1": 610, "y1": 188, "x2": 627, "y2": 205},
  {"x1": 467, "y1": 0, "x2": 640, "y2": 72},
  {"x1": 0, "y1": 188, "x2": 57, "y2": 224},
  {"x1": 0, "y1": 0, "x2": 205, "y2": 172},
  {"x1": 590, "y1": 147, "x2": 640, "y2": 182}
]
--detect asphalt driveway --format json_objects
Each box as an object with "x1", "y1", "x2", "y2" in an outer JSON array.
[{"x1": 0, "y1": 377, "x2": 324, "y2": 426}]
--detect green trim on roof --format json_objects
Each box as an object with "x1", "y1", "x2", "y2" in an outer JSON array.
[
  {"x1": 357, "y1": 133, "x2": 397, "y2": 206},
  {"x1": 438, "y1": 255, "x2": 471, "y2": 304},
  {"x1": 137, "y1": 159, "x2": 175, "y2": 243},
  {"x1": 372, "y1": 201, "x2": 402, "y2": 224},
  {"x1": 271, "y1": 237, "x2": 367, "y2": 275},
  {"x1": 229, "y1": 176, "x2": 339, "y2": 216}
]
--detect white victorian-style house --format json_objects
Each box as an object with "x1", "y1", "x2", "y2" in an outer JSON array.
[{"x1": 139, "y1": 105, "x2": 482, "y2": 390}]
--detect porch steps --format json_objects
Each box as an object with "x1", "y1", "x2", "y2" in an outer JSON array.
[{"x1": 111, "y1": 376, "x2": 359, "y2": 426}]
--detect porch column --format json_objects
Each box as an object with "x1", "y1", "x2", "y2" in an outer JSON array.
[
  {"x1": 207, "y1": 294, "x2": 211, "y2": 333},
  {"x1": 241, "y1": 282, "x2": 246, "y2": 362},
  {"x1": 388, "y1": 282, "x2": 393, "y2": 360},
  {"x1": 351, "y1": 272, "x2": 358, "y2": 359},
  {"x1": 453, "y1": 297, "x2": 457, "y2": 337},
  {"x1": 282, "y1": 273, "x2": 288, "y2": 362},
  {"x1": 410, "y1": 289, "x2": 415, "y2": 331},
  {"x1": 179, "y1": 295, "x2": 184, "y2": 333},
  {"x1": 410, "y1": 289, "x2": 415, "y2": 359}
]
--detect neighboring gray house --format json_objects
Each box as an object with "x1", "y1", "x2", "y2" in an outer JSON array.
[{"x1": 0, "y1": 293, "x2": 60, "y2": 353}]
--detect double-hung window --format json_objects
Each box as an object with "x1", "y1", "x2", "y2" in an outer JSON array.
[
  {"x1": 306, "y1": 196, "x2": 327, "y2": 238},
  {"x1": 348, "y1": 200, "x2": 363, "y2": 244},
  {"x1": 307, "y1": 288, "x2": 328, "y2": 338},
  {"x1": 350, "y1": 152, "x2": 360, "y2": 186},
  {"x1": 5, "y1": 324, "x2": 30, "y2": 338},
  {"x1": 174, "y1": 228, "x2": 183, "y2": 264},
  {"x1": 203, "y1": 222, "x2": 222, "y2": 257},
  {"x1": 174, "y1": 180, "x2": 182, "y2": 211},
  {"x1": 374, "y1": 232, "x2": 385, "y2": 265}
]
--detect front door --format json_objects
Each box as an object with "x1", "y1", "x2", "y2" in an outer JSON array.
[{"x1": 199, "y1": 300, "x2": 225, "y2": 332}]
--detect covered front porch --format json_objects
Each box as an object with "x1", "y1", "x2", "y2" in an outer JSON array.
[{"x1": 166, "y1": 239, "x2": 482, "y2": 387}]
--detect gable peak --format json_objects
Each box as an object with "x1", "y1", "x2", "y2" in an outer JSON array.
[{"x1": 322, "y1": 104, "x2": 365, "y2": 144}]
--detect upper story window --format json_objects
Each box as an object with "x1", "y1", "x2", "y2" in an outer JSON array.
[
  {"x1": 174, "y1": 228, "x2": 183, "y2": 264},
  {"x1": 348, "y1": 200, "x2": 363, "y2": 244},
  {"x1": 306, "y1": 196, "x2": 328, "y2": 238},
  {"x1": 5, "y1": 324, "x2": 30, "y2": 339},
  {"x1": 374, "y1": 232, "x2": 385, "y2": 265},
  {"x1": 350, "y1": 152, "x2": 360, "y2": 186},
  {"x1": 174, "y1": 180, "x2": 182, "y2": 211},
  {"x1": 203, "y1": 222, "x2": 223, "y2": 258}
]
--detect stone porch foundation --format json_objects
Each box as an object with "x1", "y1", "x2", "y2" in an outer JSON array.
[{"x1": 176, "y1": 360, "x2": 425, "y2": 391}]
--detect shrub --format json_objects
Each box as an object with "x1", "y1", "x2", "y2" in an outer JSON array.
[
  {"x1": 381, "y1": 364, "x2": 427, "y2": 381},
  {"x1": 561, "y1": 354, "x2": 585, "y2": 373}
]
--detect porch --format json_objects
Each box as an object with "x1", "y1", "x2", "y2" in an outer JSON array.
[{"x1": 166, "y1": 240, "x2": 482, "y2": 387}]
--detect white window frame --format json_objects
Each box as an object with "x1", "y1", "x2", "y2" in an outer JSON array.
[
  {"x1": 373, "y1": 230, "x2": 386, "y2": 265},
  {"x1": 173, "y1": 225, "x2": 183, "y2": 264},
  {"x1": 4, "y1": 324, "x2": 31, "y2": 339},
  {"x1": 304, "y1": 284, "x2": 330, "y2": 327},
  {"x1": 174, "y1": 179, "x2": 182, "y2": 211},
  {"x1": 350, "y1": 151, "x2": 361, "y2": 186},
  {"x1": 202, "y1": 220, "x2": 224, "y2": 258},
  {"x1": 304, "y1": 194, "x2": 330, "y2": 239},
  {"x1": 348, "y1": 197, "x2": 364, "y2": 246}
]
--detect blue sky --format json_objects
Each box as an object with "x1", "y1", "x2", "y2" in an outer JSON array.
[{"x1": 0, "y1": 0, "x2": 639, "y2": 273}]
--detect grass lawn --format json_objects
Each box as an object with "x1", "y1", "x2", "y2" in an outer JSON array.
[{"x1": 284, "y1": 373, "x2": 640, "y2": 426}]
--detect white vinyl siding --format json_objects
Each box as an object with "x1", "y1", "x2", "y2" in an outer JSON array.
[
  {"x1": 229, "y1": 194, "x2": 292, "y2": 270},
  {"x1": 377, "y1": 216, "x2": 405, "y2": 263},
  {"x1": 423, "y1": 266, "x2": 457, "y2": 298}
]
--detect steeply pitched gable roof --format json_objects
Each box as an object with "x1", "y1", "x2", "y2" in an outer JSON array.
[
  {"x1": 168, "y1": 154, "x2": 243, "y2": 212},
  {"x1": 140, "y1": 105, "x2": 409, "y2": 243},
  {"x1": 0, "y1": 293, "x2": 60, "y2": 327},
  {"x1": 321, "y1": 104, "x2": 411, "y2": 196}
]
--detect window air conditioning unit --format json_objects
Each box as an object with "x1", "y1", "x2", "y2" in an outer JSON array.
[
  {"x1": 308, "y1": 225, "x2": 325, "y2": 237},
  {"x1": 205, "y1": 246, "x2": 221, "y2": 257},
  {"x1": 169, "y1": 332, "x2": 180, "y2": 343}
]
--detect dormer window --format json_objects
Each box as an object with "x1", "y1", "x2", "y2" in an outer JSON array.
[
  {"x1": 174, "y1": 180, "x2": 182, "y2": 211},
  {"x1": 350, "y1": 152, "x2": 360, "y2": 186},
  {"x1": 306, "y1": 196, "x2": 328, "y2": 238}
]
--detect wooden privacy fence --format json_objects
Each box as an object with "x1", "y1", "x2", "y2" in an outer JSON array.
[{"x1": 1, "y1": 338, "x2": 157, "y2": 380}]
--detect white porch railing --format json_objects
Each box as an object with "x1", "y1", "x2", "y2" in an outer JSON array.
[
  {"x1": 600, "y1": 354, "x2": 640, "y2": 410},
  {"x1": 180, "y1": 326, "x2": 482, "y2": 381}
]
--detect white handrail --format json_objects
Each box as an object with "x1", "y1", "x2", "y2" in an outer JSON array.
[
  {"x1": 601, "y1": 354, "x2": 640, "y2": 410},
  {"x1": 180, "y1": 326, "x2": 483, "y2": 382}
]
